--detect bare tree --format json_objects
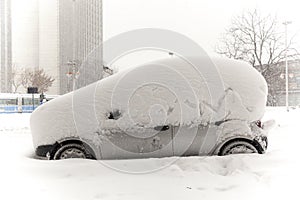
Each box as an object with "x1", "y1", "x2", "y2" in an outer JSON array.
[
  {"x1": 216, "y1": 9, "x2": 299, "y2": 105},
  {"x1": 21, "y1": 68, "x2": 55, "y2": 93},
  {"x1": 11, "y1": 65, "x2": 23, "y2": 93}
]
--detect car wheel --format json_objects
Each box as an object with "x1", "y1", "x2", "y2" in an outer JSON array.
[
  {"x1": 53, "y1": 143, "x2": 88, "y2": 160},
  {"x1": 219, "y1": 140, "x2": 259, "y2": 156}
]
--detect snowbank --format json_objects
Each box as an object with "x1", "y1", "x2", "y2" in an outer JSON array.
[{"x1": 0, "y1": 113, "x2": 31, "y2": 134}]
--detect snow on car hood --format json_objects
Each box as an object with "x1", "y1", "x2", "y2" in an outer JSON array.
[{"x1": 30, "y1": 56, "x2": 267, "y2": 147}]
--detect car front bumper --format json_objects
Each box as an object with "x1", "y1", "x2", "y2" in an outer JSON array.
[{"x1": 35, "y1": 144, "x2": 55, "y2": 160}]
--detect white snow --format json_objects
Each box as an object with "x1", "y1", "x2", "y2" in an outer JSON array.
[
  {"x1": 30, "y1": 57, "x2": 268, "y2": 150},
  {"x1": 0, "y1": 107, "x2": 299, "y2": 200},
  {"x1": 0, "y1": 113, "x2": 31, "y2": 134}
]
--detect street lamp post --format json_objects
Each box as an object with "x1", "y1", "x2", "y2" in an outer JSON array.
[
  {"x1": 67, "y1": 0, "x2": 79, "y2": 92},
  {"x1": 67, "y1": 60, "x2": 79, "y2": 91},
  {"x1": 283, "y1": 21, "x2": 292, "y2": 112}
]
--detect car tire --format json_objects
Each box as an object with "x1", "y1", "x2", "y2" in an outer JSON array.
[
  {"x1": 53, "y1": 143, "x2": 89, "y2": 160},
  {"x1": 219, "y1": 140, "x2": 259, "y2": 156}
]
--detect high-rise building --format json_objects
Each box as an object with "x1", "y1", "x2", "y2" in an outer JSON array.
[
  {"x1": 3, "y1": 0, "x2": 102, "y2": 94},
  {"x1": 38, "y1": 0, "x2": 59, "y2": 95},
  {"x1": 0, "y1": 0, "x2": 12, "y2": 93},
  {"x1": 59, "y1": 0, "x2": 103, "y2": 94},
  {"x1": 11, "y1": 0, "x2": 39, "y2": 69}
]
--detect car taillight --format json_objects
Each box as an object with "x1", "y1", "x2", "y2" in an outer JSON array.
[{"x1": 255, "y1": 120, "x2": 262, "y2": 128}]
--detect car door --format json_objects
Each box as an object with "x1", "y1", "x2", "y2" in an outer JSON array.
[
  {"x1": 173, "y1": 124, "x2": 219, "y2": 156},
  {"x1": 99, "y1": 125, "x2": 173, "y2": 159}
]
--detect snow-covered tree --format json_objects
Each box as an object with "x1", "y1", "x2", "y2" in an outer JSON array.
[
  {"x1": 21, "y1": 68, "x2": 55, "y2": 93},
  {"x1": 216, "y1": 9, "x2": 299, "y2": 106}
]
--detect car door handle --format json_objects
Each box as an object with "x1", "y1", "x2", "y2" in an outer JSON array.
[{"x1": 154, "y1": 125, "x2": 170, "y2": 131}]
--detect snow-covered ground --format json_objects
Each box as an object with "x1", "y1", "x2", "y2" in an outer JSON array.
[{"x1": 0, "y1": 107, "x2": 299, "y2": 200}]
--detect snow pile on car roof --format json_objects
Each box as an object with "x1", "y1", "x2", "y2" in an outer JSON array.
[
  {"x1": 30, "y1": 56, "x2": 267, "y2": 147},
  {"x1": 94, "y1": 57, "x2": 267, "y2": 128}
]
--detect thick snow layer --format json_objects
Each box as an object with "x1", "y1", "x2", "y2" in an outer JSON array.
[
  {"x1": 96, "y1": 56, "x2": 267, "y2": 126},
  {"x1": 0, "y1": 113, "x2": 31, "y2": 134},
  {"x1": 1, "y1": 107, "x2": 300, "y2": 200},
  {"x1": 30, "y1": 57, "x2": 268, "y2": 149}
]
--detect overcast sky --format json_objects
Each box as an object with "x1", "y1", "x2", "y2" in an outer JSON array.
[
  {"x1": 10, "y1": 0, "x2": 300, "y2": 70},
  {"x1": 11, "y1": 0, "x2": 300, "y2": 55},
  {"x1": 104, "y1": 0, "x2": 300, "y2": 55}
]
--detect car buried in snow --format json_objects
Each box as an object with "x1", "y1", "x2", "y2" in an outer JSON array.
[{"x1": 30, "y1": 57, "x2": 272, "y2": 160}]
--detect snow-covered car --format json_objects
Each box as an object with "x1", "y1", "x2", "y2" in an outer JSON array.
[{"x1": 30, "y1": 57, "x2": 271, "y2": 160}]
